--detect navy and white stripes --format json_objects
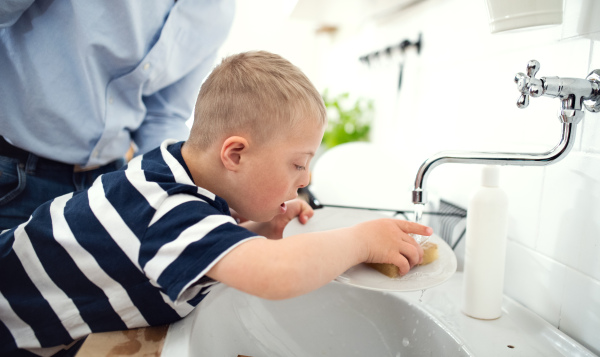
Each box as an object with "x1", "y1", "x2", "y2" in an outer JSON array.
[{"x1": 0, "y1": 140, "x2": 261, "y2": 356}]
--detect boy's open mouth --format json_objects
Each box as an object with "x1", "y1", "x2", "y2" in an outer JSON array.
[{"x1": 280, "y1": 202, "x2": 287, "y2": 214}]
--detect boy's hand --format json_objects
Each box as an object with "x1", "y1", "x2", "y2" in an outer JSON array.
[
  {"x1": 354, "y1": 219, "x2": 433, "y2": 275},
  {"x1": 240, "y1": 199, "x2": 314, "y2": 239},
  {"x1": 280, "y1": 199, "x2": 314, "y2": 225}
]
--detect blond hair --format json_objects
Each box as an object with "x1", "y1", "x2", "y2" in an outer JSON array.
[{"x1": 188, "y1": 51, "x2": 326, "y2": 149}]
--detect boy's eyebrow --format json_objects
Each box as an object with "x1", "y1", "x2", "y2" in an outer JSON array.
[{"x1": 297, "y1": 151, "x2": 315, "y2": 157}]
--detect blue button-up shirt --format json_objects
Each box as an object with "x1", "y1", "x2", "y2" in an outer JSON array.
[{"x1": 0, "y1": 0, "x2": 234, "y2": 167}]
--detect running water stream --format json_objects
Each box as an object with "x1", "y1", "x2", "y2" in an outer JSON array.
[{"x1": 413, "y1": 203, "x2": 429, "y2": 245}]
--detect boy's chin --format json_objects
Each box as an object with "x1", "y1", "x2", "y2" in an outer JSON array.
[
  {"x1": 243, "y1": 204, "x2": 287, "y2": 223},
  {"x1": 245, "y1": 212, "x2": 278, "y2": 223}
]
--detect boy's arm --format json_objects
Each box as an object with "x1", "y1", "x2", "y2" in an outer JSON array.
[{"x1": 206, "y1": 219, "x2": 431, "y2": 300}]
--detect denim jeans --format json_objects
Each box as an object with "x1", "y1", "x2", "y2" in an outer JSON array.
[{"x1": 0, "y1": 153, "x2": 125, "y2": 231}]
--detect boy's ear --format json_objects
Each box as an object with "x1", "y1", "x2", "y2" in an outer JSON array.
[{"x1": 221, "y1": 136, "x2": 249, "y2": 171}]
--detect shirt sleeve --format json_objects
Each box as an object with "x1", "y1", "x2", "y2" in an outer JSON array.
[
  {"x1": 0, "y1": 0, "x2": 34, "y2": 27},
  {"x1": 139, "y1": 198, "x2": 263, "y2": 304},
  {"x1": 132, "y1": 52, "x2": 218, "y2": 156}
]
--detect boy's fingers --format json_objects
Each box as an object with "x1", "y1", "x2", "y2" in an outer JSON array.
[
  {"x1": 400, "y1": 241, "x2": 422, "y2": 268},
  {"x1": 298, "y1": 202, "x2": 312, "y2": 223},
  {"x1": 286, "y1": 199, "x2": 314, "y2": 224},
  {"x1": 300, "y1": 201, "x2": 314, "y2": 218},
  {"x1": 395, "y1": 219, "x2": 433, "y2": 236},
  {"x1": 298, "y1": 213, "x2": 310, "y2": 224},
  {"x1": 392, "y1": 256, "x2": 411, "y2": 276},
  {"x1": 406, "y1": 234, "x2": 425, "y2": 259}
]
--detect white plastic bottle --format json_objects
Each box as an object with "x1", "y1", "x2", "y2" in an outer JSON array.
[{"x1": 462, "y1": 165, "x2": 509, "y2": 319}]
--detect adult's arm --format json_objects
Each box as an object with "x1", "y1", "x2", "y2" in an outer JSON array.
[
  {"x1": 0, "y1": 0, "x2": 35, "y2": 27},
  {"x1": 132, "y1": 53, "x2": 218, "y2": 155}
]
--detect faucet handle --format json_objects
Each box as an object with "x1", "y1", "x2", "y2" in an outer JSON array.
[
  {"x1": 515, "y1": 76, "x2": 530, "y2": 108},
  {"x1": 525, "y1": 59, "x2": 540, "y2": 77},
  {"x1": 515, "y1": 60, "x2": 542, "y2": 108}
]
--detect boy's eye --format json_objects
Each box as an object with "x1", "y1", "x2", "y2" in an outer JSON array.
[{"x1": 295, "y1": 165, "x2": 306, "y2": 171}]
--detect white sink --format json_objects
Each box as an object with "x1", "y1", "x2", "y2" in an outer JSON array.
[
  {"x1": 162, "y1": 280, "x2": 471, "y2": 356},
  {"x1": 162, "y1": 273, "x2": 595, "y2": 357}
]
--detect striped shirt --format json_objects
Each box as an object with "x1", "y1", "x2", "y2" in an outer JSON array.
[{"x1": 0, "y1": 140, "x2": 262, "y2": 356}]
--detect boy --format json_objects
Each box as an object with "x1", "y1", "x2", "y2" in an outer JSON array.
[{"x1": 0, "y1": 51, "x2": 431, "y2": 356}]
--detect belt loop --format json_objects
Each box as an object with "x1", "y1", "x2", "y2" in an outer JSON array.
[{"x1": 25, "y1": 153, "x2": 39, "y2": 175}]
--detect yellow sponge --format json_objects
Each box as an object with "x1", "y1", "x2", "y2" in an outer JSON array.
[
  {"x1": 366, "y1": 242, "x2": 439, "y2": 278},
  {"x1": 420, "y1": 242, "x2": 439, "y2": 265}
]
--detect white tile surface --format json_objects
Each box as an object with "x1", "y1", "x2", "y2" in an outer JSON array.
[
  {"x1": 562, "y1": 0, "x2": 600, "y2": 39},
  {"x1": 584, "y1": 40, "x2": 600, "y2": 154},
  {"x1": 537, "y1": 153, "x2": 600, "y2": 280},
  {"x1": 503, "y1": 166, "x2": 544, "y2": 249},
  {"x1": 504, "y1": 241, "x2": 566, "y2": 326},
  {"x1": 559, "y1": 268, "x2": 600, "y2": 355},
  {"x1": 581, "y1": 108, "x2": 600, "y2": 154}
]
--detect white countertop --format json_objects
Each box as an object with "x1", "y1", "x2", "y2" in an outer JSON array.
[{"x1": 396, "y1": 272, "x2": 596, "y2": 357}]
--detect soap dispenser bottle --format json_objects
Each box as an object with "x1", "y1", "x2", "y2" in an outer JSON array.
[{"x1": 462, "y1": 165, "x2": 508, "y2": 319}]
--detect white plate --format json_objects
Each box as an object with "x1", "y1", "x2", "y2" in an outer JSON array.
[{"x1": 283, "y1": 207, "x2": 457, "y2": 292}]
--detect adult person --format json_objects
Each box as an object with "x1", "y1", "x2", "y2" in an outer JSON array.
[{"x1": 0, "y1": 0, "x2": 235, "y2": 230}]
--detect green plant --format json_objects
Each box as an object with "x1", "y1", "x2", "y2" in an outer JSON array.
[{"x1": 321, "y1": 89, "x2": 373, "y2": 149}]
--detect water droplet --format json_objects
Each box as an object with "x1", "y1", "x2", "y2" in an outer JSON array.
[
  {"x1": 402, "y1": 337, "x2": 410, "y2": 347},
  {"x1": 396, "y1": 353, "x2": 402, "y2": 357},
  {"x1": 412, "y1": 328, "x2": 416, "y2": 335},
  {"x1": 419, "y1": 290, "x2": 425, "y2": 302}
]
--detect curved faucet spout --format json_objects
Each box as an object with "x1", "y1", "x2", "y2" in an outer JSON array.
[
  {"x1": 412, "y1": 60, "x2": 600, "y2": 205},
  {"x1": 412, "y1": 123, "x2": 575, "y2": 205}
]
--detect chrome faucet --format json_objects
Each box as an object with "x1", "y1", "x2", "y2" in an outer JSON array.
[{"x1": 412, "y1": 60, "x2": 600, "y2": 205}]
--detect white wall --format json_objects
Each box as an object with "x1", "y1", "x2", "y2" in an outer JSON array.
[
  {"x1": 316, "y1": 0, "x2": 600, "y2": 354},
  {"x1": 216, "y1": 0, "x2": 325, "y2": 88}
]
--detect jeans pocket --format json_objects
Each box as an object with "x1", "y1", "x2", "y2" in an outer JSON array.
[{"x1": 0, "y1": 157, "x2": 26, "y2": 206}]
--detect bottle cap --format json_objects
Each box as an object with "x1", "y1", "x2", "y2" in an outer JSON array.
[{"x1": 481, "y1": 165, "x2": 500, "y2": 187}]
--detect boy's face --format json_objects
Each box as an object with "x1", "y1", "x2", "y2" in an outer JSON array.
[{"x1": 234, "y1": 120, "x2": 325, "y2": 222}]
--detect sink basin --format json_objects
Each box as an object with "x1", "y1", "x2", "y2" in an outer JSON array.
[
  {"x1": 162, "y1": 273, "x2": 596, "y2": 357},
  {"x1": 162, "y1": 281, "x2": 471, "y2": 356}
]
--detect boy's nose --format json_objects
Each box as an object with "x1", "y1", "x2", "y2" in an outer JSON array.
[{"x1": 298, "y1": 171, "x2": 310, "y2": 188}]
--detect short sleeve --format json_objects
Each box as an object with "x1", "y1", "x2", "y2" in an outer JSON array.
[{"x1": 140, "y1": 197, "x2": 262, "y2": 304}]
